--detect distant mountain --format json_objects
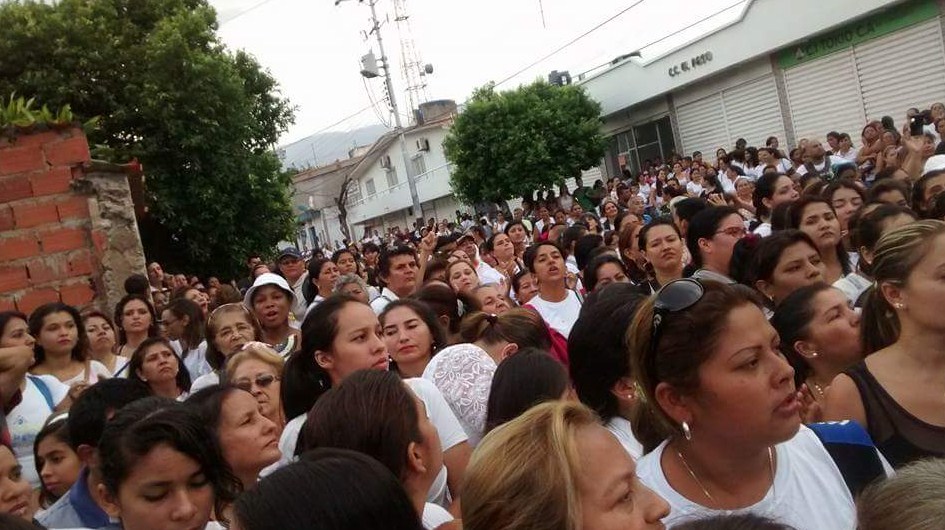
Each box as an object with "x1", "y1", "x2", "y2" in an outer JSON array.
[{"x1": 278, "y1": 124, "x2": 390, "y2": 171}]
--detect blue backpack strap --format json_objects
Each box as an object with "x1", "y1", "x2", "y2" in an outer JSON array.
[
  {"x1": 808, "y1": 421, "x2": 886, "y2": 496},
  {"x1": 26, "y1": 375, "x2": 55, "y2": 411}
]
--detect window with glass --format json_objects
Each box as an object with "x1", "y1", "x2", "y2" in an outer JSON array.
[
  {"x1": 386, "y1": 168, "x2": 399, "y2": 187},
  {"x1": 605, "y1": 115, "x2": 676, "y2": 176},
  {"x1": 365, "y1": 178, "x2": 376, "y2": 196}
]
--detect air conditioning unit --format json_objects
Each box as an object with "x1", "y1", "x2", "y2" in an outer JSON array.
[
  {"x1": 416, "y1": 138, "x2": 430, "y2": 152},
  {"x1": 380, "y1": 155, "x2": 392, "y2": 169}
]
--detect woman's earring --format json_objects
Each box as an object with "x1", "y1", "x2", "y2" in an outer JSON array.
[{"x1": 682, "y1": 421, "x2": 692, "y2": 441}]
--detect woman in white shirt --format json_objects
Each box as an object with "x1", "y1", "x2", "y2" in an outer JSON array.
[
  {"x1": 523, "y1": 241, "x2": 582, "y2": 338},
  {"x1": 627, "y1": 279, "x2": 857, "y2": 529},
  {"x1": 301, "y1": 370, "x2": 454, "y2": 529},
  {"x1": 191, "y1": 303, "x2": 263, "y2": 392},
  {"x1": 128, "y1": 337, "x2": 192, "y2": 401},
  {"x1": 280, "y1": 294, "x2": 471, "y2": 513},
  {"x1": 423, "y1": 309, "x2": 552, "y2": 446},
  {"x1": 28, "y1": 303, "x2": 111, "y2": 389},
  {"x1": 162, "y1": 298, "x2": 211, "y2": 381},
  {"x1": 0, "y1": 311, "x2": 69, "y2": 490},
  {"x1": 97, "y1": 400, "x2": 239, "y2": 530},
  {"x1": 81, "y1": 310, "x2": 130, "y2": 376},
  {"x1": 568, "y1": 283, "x2": 647, "y2": 459}
]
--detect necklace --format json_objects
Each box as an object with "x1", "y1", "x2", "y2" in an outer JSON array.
[{"x1": 675, "y1": 446, "x2": 775, "y2": 505}]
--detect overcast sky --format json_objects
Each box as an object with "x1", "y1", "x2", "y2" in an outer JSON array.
[{"x1": 209, "y1": 0, "x2": 746, "y2": 145}]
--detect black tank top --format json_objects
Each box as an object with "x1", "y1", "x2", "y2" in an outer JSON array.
[{"x1": 845, "y1": 361, "x2": 945, "y2": 468}]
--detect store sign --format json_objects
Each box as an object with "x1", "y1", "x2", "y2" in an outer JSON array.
[
  {"x1": 668, "y1": 52, "x2": 714, "y2": 77},
  {"x1": 779, "y1": 0, "x2": 939, "y2": 69}
]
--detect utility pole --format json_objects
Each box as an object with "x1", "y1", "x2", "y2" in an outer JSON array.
[{"x1": 340, "y1": 0, "x2": 423, "y2": 230}]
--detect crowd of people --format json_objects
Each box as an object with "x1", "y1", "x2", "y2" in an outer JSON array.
[{"x1": 0, "y1": 106, "x2": 944, "y2": 530}]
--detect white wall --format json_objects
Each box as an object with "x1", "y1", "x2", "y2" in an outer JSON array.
[
  {"x1": 580, "y1": 0, "x2": 901, "y2": 117},
  {"x1": 347, "y1": 124, "x2": 454, "y2": 225}
]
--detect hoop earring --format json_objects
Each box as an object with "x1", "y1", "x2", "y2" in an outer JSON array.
[{"x1": 682, "y1": 421, "x2": 692, "y2": 441}]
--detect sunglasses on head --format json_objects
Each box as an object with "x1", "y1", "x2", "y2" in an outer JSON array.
[
  {"x1": 233, "y1": 374, "x2": 280, "y2": 393},
  {"x1": 648, "y1": 278, "x2": 705, "y2": 377}
]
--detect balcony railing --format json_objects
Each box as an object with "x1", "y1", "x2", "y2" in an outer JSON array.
[{"x1": 347, "y1": 164, "x2": 453, "y2": 223}]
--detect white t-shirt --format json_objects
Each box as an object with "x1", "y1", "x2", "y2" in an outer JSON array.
[
  {"x1": 406, "y1": 377, "x2": 469, "y2": 509},
  {"x1": 189, "y1": 371, "x2": 220, "y2": 393},
  {"x1": 370, "y1": 287, "x2": 400, "y2": 315},
  {"x1": 527, "y1": 290, "x2": 582, "y2": 338},
  {"x1": 9, "y1": 375, "x2": 69, "y2": 488},
  {"x1": 290, "y1": 272, "x2": 309, "y2": 322},
  {"x1": 109, "y1": 355, "x2": 133, "y2": 378},
  {"x1": 476, "y1": 261, "x2": 506, "y2": 288},
  {"x1": 171, "y1": 340, "x2": 212, "y2": 382},
  {"x1": 686, "y1": 181, "x2": 704, "y2": 196},
  {"x1": 53, "y1": 361, "x2": 111, "y2": 387},
  {"x1": 753, "y1": 222, "x2": 772, "y2": 238},
  {"x1": 795, "y1": 155, "x2": 847, "y2": 176},
  {"x1": 605, "y1": 416, "x2": 644, "y2": 460},
  {"x1": 835, "y1": 148, "x2": 858, "y2": 162},
  {"x1": 636, "y1": 426, "x2": 856, "y2": 529},
  {"x1": 833, "y1": 273, "x2": 872, "y2": 305},
  {"x1": 422, "y1": 502, "x2": 454, "y2": 530}
]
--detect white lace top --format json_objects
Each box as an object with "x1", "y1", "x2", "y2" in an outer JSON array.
[{"x1": 422, "y1": 343, "x2": 497, "y2": 447}]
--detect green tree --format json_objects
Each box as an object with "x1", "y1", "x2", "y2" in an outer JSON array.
[
  {"x1": 444, "y1": 80, "x2": 606, "y2": 204},
  {"x1": 0, "y1": 0, "x2": 296, "y2": 278}
]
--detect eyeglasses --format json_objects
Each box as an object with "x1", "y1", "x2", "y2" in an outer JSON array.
[
  {"x1": 648, "y1": 279, "x2": 705, "y2": 377},
  {"x1": 233, "y1": 374, "x2": 280, "y2": 393},
  {"x1": 715, "y1": 226, "x2": 747, "y2": 238}
]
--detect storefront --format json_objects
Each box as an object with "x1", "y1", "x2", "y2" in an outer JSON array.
[
  {"x1": 781, "y1": 1, "x2": 945, "y2": 143},
  {"x1": 580, "y1": 0, "x2": 945, "y2": 174}
]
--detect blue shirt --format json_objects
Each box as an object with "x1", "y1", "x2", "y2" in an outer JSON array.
[{"x1": 37, "y1": 467, "x2": 120, "y2": 530}]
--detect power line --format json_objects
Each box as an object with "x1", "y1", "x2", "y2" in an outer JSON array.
[
  {"x1": 630, "y1": 0, "x2": 745, "y2": 55},
  {"x1": 279, "y1": 104, "x2": 379, "y2": 150},
  {"x1": 575, "y1": 0, "x2": 746, "y2": 79},
  {"x1": 493, "y1": 0, "x2": 647, "y2": 88},
  {"x1": 218, "y1": 0, "x2": 281, "y2": 26}
]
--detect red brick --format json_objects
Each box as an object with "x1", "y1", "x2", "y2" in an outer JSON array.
[
  {"x1": 30, "y1": 167, "x2": 72, "y2": 197},
  {"x1": 26, "y1": 258, "x2": 63, "y2": 286},
  {"x1": 0, "y1": 234, "x2": 40, "y2": 260},
  {"x1": 43, "y1": 136, "x2": 90, "y2": 167},
  {"x1": 13, "y1": 131, "x2": 61, "y2": 148},
  {"x1": 0, "y1": 174, "x2": 32, "y2": 202},
  {"x1": 57, "y1": 197, "x2": 89, "y2": 221},
  {"x1": 41, "y1": 227, "x2": 86, "y2": 253},
  {"x1": 66, "y1": 250, "x2": 93, "y2": 277},
  {"x1": 0, "y1": 205, "x2": 13, "y2": 232},
  {"x1": 0, "y1": 265, "x2": 29, "y2": 293},
  {"x1": 0, "y1": 296, "x2": 15, "y2": 313},
  {"x1": 71, "y1": 166, "x2": 84, "y2": 180},
  {"x1": 60, "y1": 281, "x2": 95, "y2": 307},
  {"x1": 91, "y1": 230, "x2": 107, "y2": 253},
  {"x1": 13, "y1": 201, "x2": 59, "y2": 229},
  {"x1": 17, "y1": 288, "x2": 60, "y2": 315},
  {"x1": 0, "y1": 145, "x2": 45, "y2": 175}
]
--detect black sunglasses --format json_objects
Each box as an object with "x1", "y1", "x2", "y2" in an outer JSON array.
[
  {"x1": 234, "y1": 374, "x2": 280, "y2": 393},
  {"x1": 648, "y1": 278, "x2": 705, "y2": 377}
]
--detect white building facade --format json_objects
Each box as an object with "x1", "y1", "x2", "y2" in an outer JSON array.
[
  {"x1": 578, "y1": 0, "x2": 945, "y2": 175},
  {"x1": 345, "y1": 102, "x2": 473, "y2": 239}
]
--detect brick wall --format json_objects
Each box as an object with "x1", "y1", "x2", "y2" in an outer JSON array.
[{"x1": 0, "y1": 127, "x2": 145, "y2": 316}]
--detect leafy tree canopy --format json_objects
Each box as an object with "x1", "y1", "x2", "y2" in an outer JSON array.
[
  {"x1": 0, "y1": 0, "x2": 296, "y2": 278},
  {"x1": 444, "y1": 80, "x2": 606, "y2": 204}
]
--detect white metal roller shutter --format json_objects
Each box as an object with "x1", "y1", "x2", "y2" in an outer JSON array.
[
  {"x1": 676, "y1": 93, "x2": 728, "y2": 157},
  {"x1": 721, "y1": 74, "x2": 786, "y2": 149},
  {"x1": 784, "y1": 49, "x2": 865, "y2": 145},
  {"x1": 855, "y1": 19, "x2": 945, "y2": 121}
]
